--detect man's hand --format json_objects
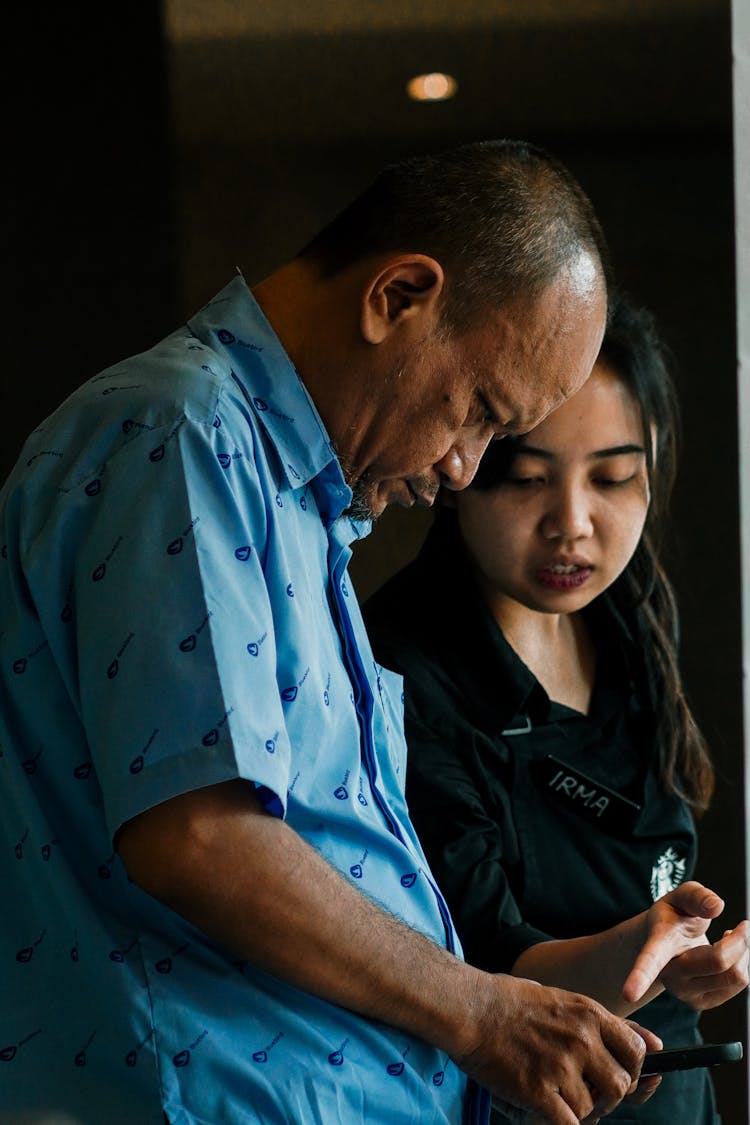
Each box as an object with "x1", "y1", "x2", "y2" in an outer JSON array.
[
  {"x1": 455, "y1": 976, "x2": 649, "y2": 1125},
  {"x1": 622, "y1": 881, "x2": 749, "y2": 1008}
]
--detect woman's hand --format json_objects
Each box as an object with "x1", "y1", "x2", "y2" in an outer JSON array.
[
  {"x1": 658, "y1": 922, "x2": 750, "y2": 1009},
  {"x1": 622, "y1": 881, "x2": 749, "y2": 1008}
]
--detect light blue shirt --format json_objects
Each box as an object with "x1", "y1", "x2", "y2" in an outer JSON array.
[{"x1": 0, "y1": 277, "x2": 488, "y2": 1124}]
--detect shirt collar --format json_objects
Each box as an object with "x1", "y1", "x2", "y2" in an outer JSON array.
[{"x1": 187, "y1": 274, "x2": 354, "y2": 521}]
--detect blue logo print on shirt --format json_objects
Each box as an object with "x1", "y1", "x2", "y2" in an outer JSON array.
[
  {"x1": 84, "y1": 479, "x2": 101, "y2": 497},
  {"x1": 252, "y1": 1031, "x2": 284, "y2": 1065},
  {"x1": 400, "y1": 873, "x2": 418, "y2": 888},
  {"x1": 0, "y1": 1029, "x2": 42, "y2": 1065},
  {"x1": 328, "y1": 1038, "x2": 349, "y2": 1067},
  {"x1": 129, "y1": 728, "x2": 158, "y2": 776},
  {"x1": 173, "y1": 1030, "x2": 207, "y2": 1068},
  {"x1": 75, "y1": 1045, "x2": 92, "y2": 1067},
  {"x1": 387, "y1": 1046, "x2": 410, "y2": 1077},
  {"x1": 124, "y1": 1029, "x2": 154, "y2": 1069},
  {"x1": 14, "y1": 829, "x2": 29, "y2": 859},
  {"x1": 149, "y1": 445, "x2": 165, "y2": 462},
  {"x1": 235, "y1": 545, "x2": 252, "y2": 562},
  {"x1": 217, "y1": 329, "x2": 235, "y2": 344},
  {"x1": 156, "y1": 943, "x2": 189, "y2": 974},
  {"x1": 218, "y1": 453, "x2": 232, "y2": 469},
  {"x1": 98, "y1": 849, "x2": 117, "y2": 879},
  {"x1": 109, "y1": 937, "x2": 137, "y2": 963},
  {"x1": 253, "y1": 398, "x2": 268, "y2": 412},
  {"x1": 350, "y1": 848, "x2": 368, "y2": 880},
  {"x1": 22, "y1": 747, "x2": 42, "y2": 774},
  {"x1": 16, "y1": 929, "x2": 46, "y2": 963},
  {"x1": 281, "y1": 686, "x2": 297, "y2": 702}
]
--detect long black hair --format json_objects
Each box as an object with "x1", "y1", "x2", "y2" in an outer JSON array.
[{"x1": 468, "y1": 292, "x2": 713, "y2": 813}]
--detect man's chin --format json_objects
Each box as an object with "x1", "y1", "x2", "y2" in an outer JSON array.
[{"x1": 344, "y1": 480, "x2": 381, "y2": 522}]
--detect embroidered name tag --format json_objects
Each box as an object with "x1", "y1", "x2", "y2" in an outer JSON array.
[{"x1": 531, "y1": 755, "x2": 642, "y2": 835}]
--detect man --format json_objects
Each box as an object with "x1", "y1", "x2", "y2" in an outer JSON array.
[{"x1": 1, "y1": 140, "x2": 659, "y2": 1125}]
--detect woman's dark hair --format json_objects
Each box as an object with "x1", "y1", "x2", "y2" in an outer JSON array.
[
  {"x1": 468, "y1": 292, "x2": 714, "y2": 813},
  {"x1": 297, "y1": 139, "x2": 610, "y2": 331}
]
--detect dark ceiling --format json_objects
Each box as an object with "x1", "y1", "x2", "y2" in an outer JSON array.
[{"x1": 164, "y1": 0, "x2": 732, "y2": 147}]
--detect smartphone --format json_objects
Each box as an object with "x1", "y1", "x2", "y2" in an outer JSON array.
[{"x1": 642, "y1": 1041, "x2": 743, "y2": 1076}]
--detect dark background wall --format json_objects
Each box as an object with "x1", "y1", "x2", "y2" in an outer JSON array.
[{"x1": 6, "y1": 1, "x2": 745, "y2": 1118}]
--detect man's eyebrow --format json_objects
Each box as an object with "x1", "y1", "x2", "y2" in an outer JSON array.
[{"x1": 516, "y1": 442, "x2": 645, "y2": 459}]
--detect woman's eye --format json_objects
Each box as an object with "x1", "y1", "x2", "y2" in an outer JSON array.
[
  {"x1": 506, "y1": 475, "x2": 545, "y2": 487},
  {"x1": 595, "y1": 475, "x2": 634, "y2": 488}
]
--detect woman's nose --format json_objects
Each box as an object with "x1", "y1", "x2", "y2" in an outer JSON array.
[{"x1": 540, "y1": 487, "x2": 594, "y2": 540}]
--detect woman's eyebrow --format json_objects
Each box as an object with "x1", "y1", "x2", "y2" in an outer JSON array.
[
  {"x1": 515, "y1": 442, "x2": 645, "y2": 459},
  {"x1": 587, "y1": 443, "x2": 645, "y2": 459}
]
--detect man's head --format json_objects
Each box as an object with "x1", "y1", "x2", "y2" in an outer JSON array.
[
  {"x1": 256, "y1": 139, "x2": 609, "y2": 520},
  {"x1": 297, "y1": 139, "x2": 609, "y2": 335}
]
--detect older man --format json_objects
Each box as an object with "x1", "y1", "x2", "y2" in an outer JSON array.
[{"x1": 0, "y1": 140, "x2": 652, "y2": 1125}]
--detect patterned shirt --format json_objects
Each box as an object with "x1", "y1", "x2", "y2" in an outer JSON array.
[{"x1": 0, "y1": 277, "x2": 484, "y2": 1125}]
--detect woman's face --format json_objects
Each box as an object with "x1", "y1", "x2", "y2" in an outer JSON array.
[{"x1": 454, "y1": 359, "x2": 652, "y2": 618}]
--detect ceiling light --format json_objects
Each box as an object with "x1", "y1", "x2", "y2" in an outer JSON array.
[{"x1": 406, "y1": 73, "x2": 457, "y2": 102}]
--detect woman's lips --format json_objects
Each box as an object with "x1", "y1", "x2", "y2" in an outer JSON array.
[{"x1": 536, "y1": 562, "x2": 594, "y2": 590}]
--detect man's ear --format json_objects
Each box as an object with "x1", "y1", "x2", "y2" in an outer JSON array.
[{"x1": 361, "y1": 256, "x2": 445, "y2": 344}]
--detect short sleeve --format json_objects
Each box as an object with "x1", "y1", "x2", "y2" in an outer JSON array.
[{"x1": 23, "y1": 395, "x2": 294, "y2": 841}]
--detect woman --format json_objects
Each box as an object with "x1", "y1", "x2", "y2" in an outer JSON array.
[{"x1": 364, "y1": 296, "x2": 748, "y2": 1122}]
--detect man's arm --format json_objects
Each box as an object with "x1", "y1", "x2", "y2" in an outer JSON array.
[{"x1": 117, "y1": 778, "x2": 648, "y2": 1125}]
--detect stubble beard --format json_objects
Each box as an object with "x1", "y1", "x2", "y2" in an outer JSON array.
[{"x1": 344, "y1": 471, "x2": 379, "y2": 522}]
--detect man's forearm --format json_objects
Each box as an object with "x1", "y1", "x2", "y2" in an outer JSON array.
[
  {"x1": 117, "y1": 778, "x2": 483, "y2": 1060},
  {"x1": 117, "y1": 778, "x2": 649, "y2": 1123}
]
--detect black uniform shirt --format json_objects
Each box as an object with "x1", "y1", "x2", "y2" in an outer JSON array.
[{"x1": 365, "y1": 514, "x2": 719, "y2": 1124}]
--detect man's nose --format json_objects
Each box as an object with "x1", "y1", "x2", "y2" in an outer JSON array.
[
  {"x1": 541, "y1": 487, "x2": 594, "y2": 540},
  {"x1": 435, "y1": 433, "x2": 493, "y2": 491}
]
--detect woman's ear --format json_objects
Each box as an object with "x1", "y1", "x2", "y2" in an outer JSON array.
[{"x1": 360, "y1": 255, "x2": 445, "y2": 344}]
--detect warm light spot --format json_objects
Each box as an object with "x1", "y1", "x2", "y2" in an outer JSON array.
[{"x1": 406, "y1": 73, "x2": 458, "y2": 102}]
